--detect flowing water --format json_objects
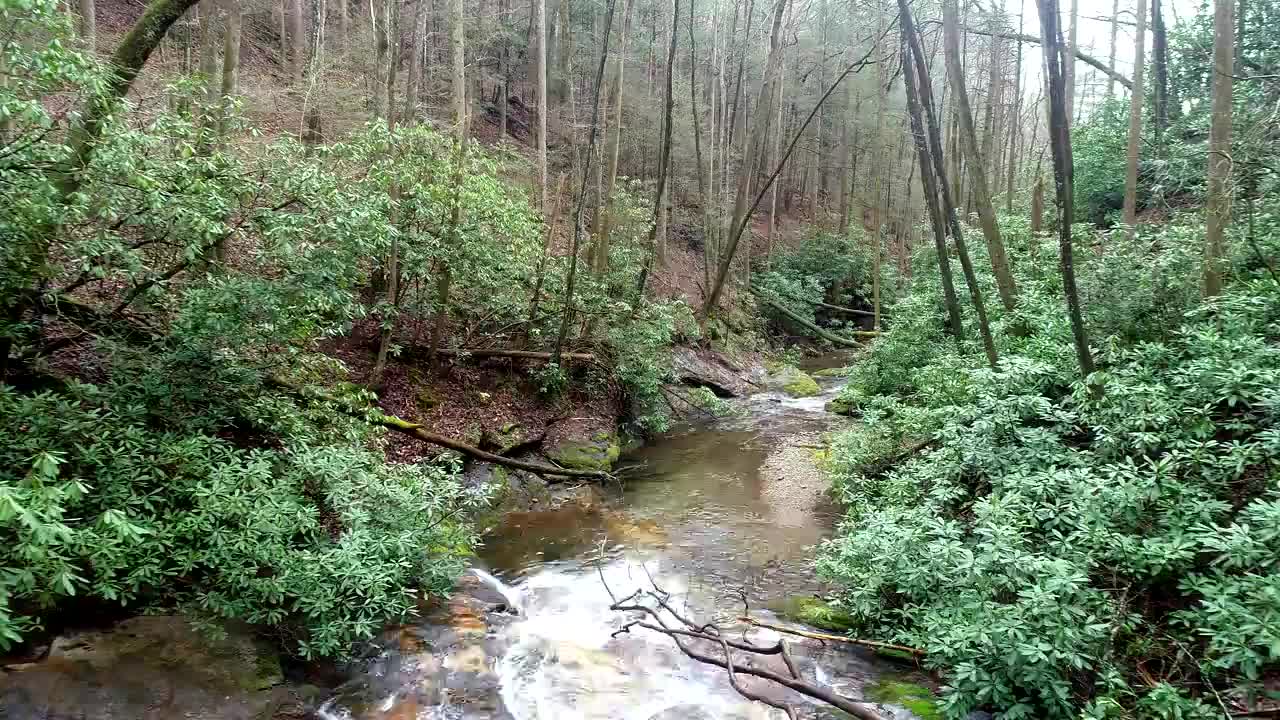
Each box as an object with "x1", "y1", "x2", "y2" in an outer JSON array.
[{"x1": 318, "y1": 354, "x2": 925, "y2": 720}]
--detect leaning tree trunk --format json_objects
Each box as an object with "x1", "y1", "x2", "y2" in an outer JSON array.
[
  {"x1": 1036, "y1": 0, "x2": 1096, "y2": 382},
  {"x1": 1202, "y1": 0, "x2": 1234, "y2": 297},
  {"x1": 1121, "y1": 0, "x2": 1148, "y2": 239},
  {"x1": 942, "y1": 0, "x2": 1018, "y2": 312},
  {"x1": 902, "y1": 0, "x2": 998, "y2": 368},
  {"x1": 900, "y1": 20, "x2": 964, "y2": 344}
]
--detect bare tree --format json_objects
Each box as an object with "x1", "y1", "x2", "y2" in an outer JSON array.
[
  {"x1": 534, "y1": 0, "x2": 548, "y2": 211},
  {"x1": 592, "y1": 0, "x2": 636, "y2": 276},
  {"x1": 942, "y1": 0, "x2": 1018, "y2": 312},
  {"x1": 1202, "y1": 0, "x2": 1233, "y2": 297},
  {"x1": 429, "y1": 0, "x2": 467, "y2": 372},
  {"x1": 404, "y1": 0, "x2": 427, "y2": 124},
  {"x1": 1036, "y1": 0, "x2": 1096, "y2": 382},
  {"x1": 1122, "y1": 0, "x2": 1147, "y2": 239},
  {"x1": 636, "y1": 0, "x2": 681, "y2": 298},
  {"x1": 1107, "y1": 0, "x2": 1119, "y2": 97}
]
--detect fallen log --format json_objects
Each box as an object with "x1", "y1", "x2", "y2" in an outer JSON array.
[
  {"x1": 750, "y1": 292, "x2": 878, "y2": 347},
  {"x1": 757, "y1": 286, "x2": 882, "y2": 318},
  {"x1": 738, "y1": 616, "x2": 925, "y2": 658},
  {"x1": 437, "y1": 348, "x2": 595, "y2": 362},
  {"x1": 271, "y1": 377, "x2": 609, "y2": 480}
]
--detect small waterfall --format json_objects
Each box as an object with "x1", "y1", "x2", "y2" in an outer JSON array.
[{"x1": 471, "y1": 567, "x2": 523, "y2": 613}]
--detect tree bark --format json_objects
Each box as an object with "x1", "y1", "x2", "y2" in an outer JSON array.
[
  {"x1": 553, "y1": 0, "x2": 616, "y2": 364},
  {"x1": 1066, "y1": 0, "x2": 1078, "y2": 120},
  {"x1": 289, "y1": 0, "x2": 304, "y2": 84},
  {"x1": 903, "y1": 0, "x2": 998, "y2": 367},
  {"x1": 405, "y1": 0, "x2": 427, "y2": 123},
  {"x1": 702, "y1": 0, "x2": 788, "y2": 320},
  {"x1": 943, "y1": 0, "x2": 1018, "y2": 312},
  {"x1": 1035, "y1": 0, "x2": 1096, "y2": 382},
  {"x1": 430, "y1": 0, "x2": 467, "y2": 373},
  {"x1": 1121, "y1": 0, "x2": 1147, "y2": 238},
  {"x1": 198, "y1": 0, "x2": 221, "y2": 109},
  {"x1": 688, "y1": 0, "x2": 714, "y2": 293},
  {"x1": 1151, "y1": 0, "x2": 1170, "y2": 138},
  {"x1": 1202, "y1": 0, "x2": 1233, "y2": 297},
  {"x1": 592, "y1": 0, "x2": 636, "y2": 276},
  {"x1": 636, "y1": 0, "x2": 681, "y2": 298},
  {"x1": 533, "y1": 0, "x2": 548, "y2": 210},
  {"x1": 79, "y1": 0, "x2": 97, "y2": 51},
  {"x1": 218, "y1": 0, "x2": 241, "y2": 136}
]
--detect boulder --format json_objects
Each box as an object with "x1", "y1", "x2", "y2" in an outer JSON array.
[
  {"x1": 544, "y1": 431, "x2": 620, "y2": 472},
  {"x1": 0, "y1": 616, "x2": 290, "y2": 720},
  {"x1": 765, "y1": 366, "x2": 821, "y2": 398},
  {"x1": 671, "y1": 347, "x2": 761, "y2": 398}
]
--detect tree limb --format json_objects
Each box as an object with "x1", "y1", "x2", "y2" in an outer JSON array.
[
  {"x1": 940, "y1": 23, "x2": 1133, "y2": 90},
  {"x1": 737, "y1": 616, "x2": 925, "y2": 658}
]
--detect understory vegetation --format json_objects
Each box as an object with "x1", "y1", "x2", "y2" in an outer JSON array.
[{"x1": 818, "y1": 167, "x2": 1280, "y2": 719}]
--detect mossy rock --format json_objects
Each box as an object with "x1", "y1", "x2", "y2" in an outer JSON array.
[
  {"x1": 416, "y1": 386, "x2": 442, "y2": 412},
  {"x1": 812, "y1": 366, "x2": 853, "y2": 378},
  {"x1": 545, "y1": 434, "x2": 621, "y2": 471},
  {"x1": 865, "y1": 679, "x2": 940, "y2": 720},
  {"x1": 770, "y1": 595, "x2": 856, "y2": 633},
  {"x1": 766, "y1": 366, "x2": 820, "y2": 398},
  {"x1": 824, "y1": 395, "x2": 857, "y2": 416}
]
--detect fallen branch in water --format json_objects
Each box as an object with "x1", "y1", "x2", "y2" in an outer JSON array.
[
  {"x1": 737, "y1": 616, "x2": 925, "y2": 658},
  {"x1": 272, "y1": 377, "x2": 610, "y2": 480},
  {"x1": 599, "y1": 564, "x2": 889, "y2": 720}
]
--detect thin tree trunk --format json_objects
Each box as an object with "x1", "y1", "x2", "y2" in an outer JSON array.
[
  {"x1": 524, "y1": 174, "x2": 567, "y2": 346},
  {"x1": 688, "y1": 0, "x2": 714, "y2": 294},
  {"x1": 430, "y1": 0, "x2": 467, "y2": 373},
  {"x1": 1202, "y1": 0, "x2": 1233, "y2": 297},
  {"x1": 1031, "y1": 176, "x2": 1044, "y2": 232},
  {"x1": 1121, "y1": 0, "x2": 1147, "y2": 237},
  {"x1": 198, "y1": 0, "x2": 221, "y2": 109},
  {"x1": 1106, "y1": 0, "x2": 1119, "y2": 98},
  {"x1": 900, "y1": 21, "x2": 964, "y2": 344},
  {"x1": 904, "y1": 4, "x2": 998, "y2": 368},
  {"x1": 554, "y1": 0, "x2": 617, "y2": 364},
  {"x1": 1005, "y1": 7, "x2": 1023, "y2": 214},
  {"x1": 1065, "y1": 0, "x2": 1078, "y2": 120},
  {"x1": 942, "y1": 0, "x2": 1018, "y2": 312},
  {"x1": 702, "y1": 0, "x2": 788, "y2": 319},
  {"x1": 1151, "y1": 0, "x2": 1170, "y2": 138},
  {"x1": 290, "y1": 0, "x2": 304, "y2": 84},
  {"x1": 591, "y1": 0, "x2": 634, "y2": 276},
  {"x1": 1036, "y1": 0, "x2": 1096, "y2": 382},
  {"x1": 338, "y1": 0, "x2": 348, "y2": 46},
  {"x1": 79, "y1": 0, "x2": 97, "y2": 51},
  {"x1": 218, "y1": 0, "x2": 241, "y2": 136},
  {"x1": 372, "y1": 0, "x2": 388, "y2": 118},
  {"x1": 404, "y1": 0, "x2": 426, "y2": 123},
  {"x1": 636, "y1": 0, "x2": 681, "y2": 298},
  {"x1": 533, "y1": 0, "x2": 547, "y2": 210}
]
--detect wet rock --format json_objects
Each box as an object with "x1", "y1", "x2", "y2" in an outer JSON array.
[
  {"x1": 0, "y1": 615, "x2": 288, "y2": 720},
  {"x1": 480, "y1": 422, "x2": 541, "y2": 455},
  {"x1": 544, "y1": 431, "x2": 620, "y2": 472},
  {"x1": 824, "y1": 394, "x2": 858, "y2": 416},
  {"x1": 765, "y1": 366, "x2": 821, "y2": 398},
  {"x1": 811, "y1": 366, "x2": 853, "y2": 378},
  {"x1": 671, "y1": 346, "x2": 761, "y2": 398}
]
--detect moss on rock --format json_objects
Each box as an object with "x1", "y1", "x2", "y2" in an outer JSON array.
[
  {"x1": 545, "y1": 434, "x2": 620, "y2": 471},
  {"x1": 765, "y1": 366, "x2": 821, "y2": 398},
  {"x1": 770, "y1": 595, "x2": 856, "y2": 633},
  {"x1": 865, "y1": 679, "x2": 940, "y2": 720}
]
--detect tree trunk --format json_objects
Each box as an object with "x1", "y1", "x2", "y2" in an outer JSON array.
[
  {"x1": 533, "y1": 0, "x2": 547, "y2": 210},
  {"x1": 1065, "y1": 0, "x2": 1078, "y2": 120},
  {"x1": 942, "y1": 0, "x2": 1018, "y2": 312},
  {"x1": 1005, "y1": 7, "x2": 1024, "y2": 214},
  {"x1": 218, "y1": 0, "x2": 241, "y2": 136},
  {"x1": 1031, "y1": 176, "x2": 1044, "y2": 232},
  {"x1": 591, "y1": 0, "x2": 635, "y2": 276},
  {"x1": 553, "y1": 0, "x2": 617, "y2": 364},
  {"x1": 688, "y1": 0, "x2": 714, "y2": 293},
  {"x1": 701, "y1": 0, "x2": 788, "y2": 320},
  {"x1": 338, "y1": 0, "x2": 348, "y2": 46},
  {"x1": 1151, "y1": 0, "x2": 1170, "y2": 139},
  {"x1": 905, "y1": 6, "x2": 998, "y2": 368},
  {"x1": 198, "y1": 0, "x2": 221, "y2": 109},
  {"x1": 430, "y1": 0, "x2": 467, "y2": 373},
  {"x1": 372, "y1": 0, "x2": 389, "y2": 119},
  {"x1": 1202, "y1": 0, "x2": 1233, "y2": 297},
  {"x1": 1121, "y1": 0, "x2": 1147, "y2": 238},
  {"x1": 289, "y1": 0, "x2": 304, "y2": 84},
  {"x1": 636, "y1": 0, "x2": 681, "y2": 298},
  {"x1": 79, "y1": 0, "x2": 97, "y2": 51},
  {"x1": 1036, "y1": 0, "x2": 1096, "y2": 382},
  {"x1": 1106, "y1": 0, "x2": 1119, "y2": 98},
  {"x1": 404, "y1": 0, "x2": 427, "y2": 123},
  {"x1": 554, "y1": 0, "x2": 572, "y2": 105},
  {"x1": 900, "y1": 22, "x2": 965, "y2": 345}
]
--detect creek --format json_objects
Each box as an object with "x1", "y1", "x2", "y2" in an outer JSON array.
[{"x1": 317, "y1": 353, "x2": 932, "y2": 720}]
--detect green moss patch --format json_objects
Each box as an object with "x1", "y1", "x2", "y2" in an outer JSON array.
[
  {"x1": 865, "y1": 679, "x2": 940, "y2": 720},
  {"x1": 770, "y1": 595, "x2": 857, "y2": 633},
  {"x1": 545, "y1": 434, "x2": 620, "y2": 471}
]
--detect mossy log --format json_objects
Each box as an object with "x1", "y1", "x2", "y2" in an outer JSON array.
[{"x1": 750, "y1": 289, "x2": 878, "y2": 347}]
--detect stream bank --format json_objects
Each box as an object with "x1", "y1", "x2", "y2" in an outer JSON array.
[{"x1": 1, "y1": 350, "x2": 938, "y2": 720}]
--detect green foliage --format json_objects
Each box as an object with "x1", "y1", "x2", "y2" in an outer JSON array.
[{"x1": 818, "y1": 207, "x2": 1280, "y2": 717}]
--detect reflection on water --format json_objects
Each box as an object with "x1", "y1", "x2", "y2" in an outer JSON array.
[{"x1": 321, "y1": 351, "x2": 914, "y2": 720}]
